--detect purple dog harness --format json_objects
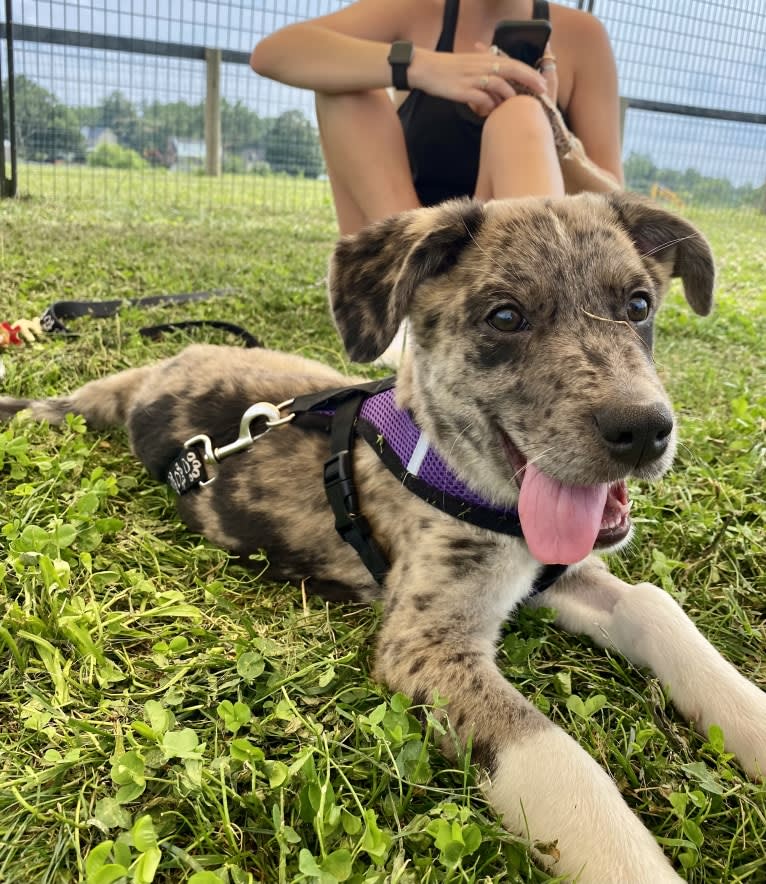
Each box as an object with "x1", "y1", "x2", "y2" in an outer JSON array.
[
  {"x1": 355, "y1": 386, "x2": 531, "y2": 532},
  {"x1": 165, "y1": 377, "x2": 566, "y2": 592}
]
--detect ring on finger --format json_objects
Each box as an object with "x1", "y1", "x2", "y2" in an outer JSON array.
[
  {"x1": 539, "y1": 61, "x2": 557, "y2": 73},
  {"x1": 480, "y1": 75, "x2": 490, "y2": 90},
  {"x1": 491, "y1": 62, "x2": 500, "y2": 75}
]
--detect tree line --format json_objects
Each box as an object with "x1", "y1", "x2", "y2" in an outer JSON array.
[
  {"x1": 624, "y1": 152, "x2": 764, "y2": 211},
  {"x1": 2, "y1": 76, "x2": 324, "y2": 177},
  {"x1": 3, "y1": 76, "x2": 763, "y2": 206}
]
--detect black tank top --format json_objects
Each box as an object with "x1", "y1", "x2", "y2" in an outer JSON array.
[{"x1": 398, "y1": 0, "x2": 550, "y2": 206}]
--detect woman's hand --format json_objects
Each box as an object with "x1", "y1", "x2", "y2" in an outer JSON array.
[
  {"x1": 409, "y1": 44, "x2": 546, "y2": 118},
  {"x1": 469, "y1": 40, "x2": 559, "y2": 111}
]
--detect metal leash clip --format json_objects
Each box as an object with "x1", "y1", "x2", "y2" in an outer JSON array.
[{"x1": 183, "y1": 400, "x2": 296, "y2": 487}]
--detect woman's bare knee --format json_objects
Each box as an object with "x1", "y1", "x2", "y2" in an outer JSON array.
[
  {"x1": 483, "y1": 94, "x2": 554, "y2": 146},
  {"x1": 475, "y1": 95, "x2": 563, "y2": 200}
]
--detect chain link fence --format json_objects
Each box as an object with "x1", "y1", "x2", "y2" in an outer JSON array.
[{"x1": 1, "y1": 0, "x2": 764, "y2": 210}]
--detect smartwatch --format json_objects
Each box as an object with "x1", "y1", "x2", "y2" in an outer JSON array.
[{"x1": 387, "y1": 40, "x2": 414, "y2": 90}]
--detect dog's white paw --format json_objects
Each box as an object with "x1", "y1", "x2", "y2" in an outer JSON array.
[
  {"x1": 610, "y1": 582, "x2": 766, "y2": 780},
  {"x1": 490, "y1": 727, "x2": 682, "y2": 883},
  {"x1": 714, "y1": 679, "x2": 766, "y2": 781}
]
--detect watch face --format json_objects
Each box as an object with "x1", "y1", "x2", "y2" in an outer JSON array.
[{"x1": 389, "y1": 41, "x2": 413, "y2": 65}]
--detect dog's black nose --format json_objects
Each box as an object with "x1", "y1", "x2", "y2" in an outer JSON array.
[{"x1": 594, "y1": 402, "x2": 674, "y2": 467}]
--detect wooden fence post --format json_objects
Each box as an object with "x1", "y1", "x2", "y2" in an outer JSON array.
[
  {"x1": 205, "y1": 47, "x2": 221, "y2": 176},
  {"x1": 619, "y1": 97, "x2": 628, "y2": 149}
]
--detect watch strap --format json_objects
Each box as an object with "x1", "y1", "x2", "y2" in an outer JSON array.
[{"x1": 388, "y1": 40, "x2": 414, "y2": 90}]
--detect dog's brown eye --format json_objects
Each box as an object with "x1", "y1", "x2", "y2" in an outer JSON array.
[
  {"x1": 626, "y1": 293, "x2": 651, "y2": 323},
  {"x1": 487, "y1": 306, "x2": 529, "y2": 333}
]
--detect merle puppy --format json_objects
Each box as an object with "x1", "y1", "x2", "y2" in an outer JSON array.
[{"x1": 3, "y1": 192, "x2": 764, "y2": 882}]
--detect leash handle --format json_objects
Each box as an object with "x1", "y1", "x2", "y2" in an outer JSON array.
[
  {"x1": 39, "y1": 289, "x2": 238, "y2": 336},
  {"x1": 139, "y1": 320, "x2": 261, "y2": 349}
]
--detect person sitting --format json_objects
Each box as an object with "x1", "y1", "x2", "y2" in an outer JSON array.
[{"x1": 251, "y1": 0, "x2": 624, "y2": 239}]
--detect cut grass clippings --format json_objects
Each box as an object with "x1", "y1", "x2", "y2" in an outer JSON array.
[{"x1": 0, "y1": 171, "x2": 765, "y2": 883}]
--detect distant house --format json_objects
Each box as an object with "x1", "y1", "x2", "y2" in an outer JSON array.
[
  {"x1": 236, "y1": 145, "x2": 266, "y2": 171},
  {"x1": 81, "y1": 126, "x2": 117, "y2": 153},
  {"x1": 166, "y1": 138, "x2": 212, "y2": 172}
]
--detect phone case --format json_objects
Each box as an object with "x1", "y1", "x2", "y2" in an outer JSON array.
[{"x1": 492, "y1": 20, "x2": 552, "y2": 67}]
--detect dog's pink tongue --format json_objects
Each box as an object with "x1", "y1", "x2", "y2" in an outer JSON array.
[{"x1": 518, "y1": 463, "x2": 608, "y2": 564}]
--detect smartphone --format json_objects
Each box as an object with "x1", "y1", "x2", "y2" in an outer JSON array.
[{"x1": 491, "y1": 20, "x2": 552, "y2": 67}]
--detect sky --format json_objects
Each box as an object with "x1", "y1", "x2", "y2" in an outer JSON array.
[{"x1": 4, "y1": 0, "x2": 766, "y2": 186}]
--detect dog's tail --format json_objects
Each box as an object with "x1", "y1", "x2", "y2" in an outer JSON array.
[{"x1": 0, "y1": 364, "x2": 156, "y2": 429}]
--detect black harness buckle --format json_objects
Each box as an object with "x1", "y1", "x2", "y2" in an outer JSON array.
[
  {"x1": 323, "y1": 449, "x2": 360, "y2": 529},
  {"x1": 323, "y1": 449, "x2": 389, "y2": 585}
]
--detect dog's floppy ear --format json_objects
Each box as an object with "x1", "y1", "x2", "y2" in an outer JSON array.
[
  {"x1": 608, "y1": 192, "x2": 715, "y2": 315},
  {"x1": 328, "y1": 199, "x2": 485, "y2": 362}
]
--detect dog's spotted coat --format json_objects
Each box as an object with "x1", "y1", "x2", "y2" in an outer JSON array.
[{"x1": 3, "y1": 192, "x2": 765, "y2": 882}]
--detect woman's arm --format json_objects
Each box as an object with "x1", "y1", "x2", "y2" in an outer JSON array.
[
  {"x1": 562, "y1": 13, "x2": 624, "y2": 184},
  {"x1": 250, "y1": 0, "x2": 545, "y2": 111},
  {"x1": 250, "y1": 0, "x2": 404, "y2": 93}
]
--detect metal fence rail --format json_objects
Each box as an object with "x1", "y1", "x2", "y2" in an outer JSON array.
[{"x1": 2, "y1": 0, "x2": 764, "y2": 210}]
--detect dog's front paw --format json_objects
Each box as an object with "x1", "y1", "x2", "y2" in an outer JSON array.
[
  {"x1": 605, "y1": 582, "x2": 766, "y2": 780},
  {"x1": 715, "y1": 681, "x2": 766, "y2": 781}
]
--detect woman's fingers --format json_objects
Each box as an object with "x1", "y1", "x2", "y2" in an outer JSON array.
[
  {"x1": 483, "y1": 73, "x2": 517, "y2": 101},
  {"x1": 474, "y1": 41, "x2": 546, "y2": 93},
  {"x1": 492, "y1": 57, "x2": 545, "y2": 93},
  {"x1": 458, "y1": 58, "x2": 542, "y2": 107},
  {"x1": 416, "y1": 48, "x2": 543, "y2": 107},
  {"x1": 469, "y1": 76, "x2": 517, "y2": 117}
]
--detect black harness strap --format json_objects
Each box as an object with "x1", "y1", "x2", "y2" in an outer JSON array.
[
  {"x1": 322, "y1": 392, "x2": 390, "y2": 585},
  {"x1": 163, "y1": 376, "x2": 566, "y2": 594},
  {"x1": 532, "y1": 563, "x2": 568, "y2": 594},
  {"x1": 290, "y1": 377, "x2": 396, "y2": 418}
]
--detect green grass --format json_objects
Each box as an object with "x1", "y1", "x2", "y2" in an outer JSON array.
[{"x1": 1, "y1": 172, "x2": 765, "y2": 884}]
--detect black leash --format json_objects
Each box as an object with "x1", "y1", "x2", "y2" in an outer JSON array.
[
  {"x1": 139, "y1": 320, "x2": 260, "y2": 348},
  {"x1": 38, "y1": 289, "x2": 260, "y2": 345}
]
